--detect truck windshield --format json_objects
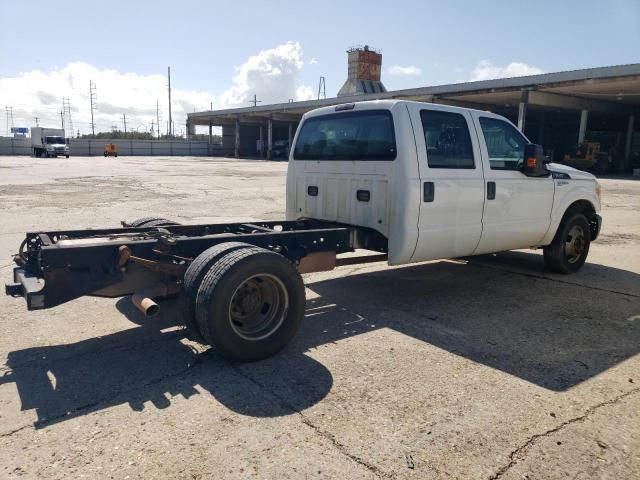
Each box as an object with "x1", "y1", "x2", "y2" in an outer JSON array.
[
  {"x1": 294, "y1": 110, "x2": 396, "y2": 160},
  {"x1": 46, "y1": 136, "x2": 65, "y2": 144}
]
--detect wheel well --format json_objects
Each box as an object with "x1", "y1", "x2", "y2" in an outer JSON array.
[{"x1": 562, "y1": 200, "x2": 599, "y2": 240}]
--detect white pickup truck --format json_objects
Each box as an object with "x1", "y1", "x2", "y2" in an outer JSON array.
[
  {"x1": 288, "y1": 100, "x2": 602, "y2": 274},
  {"x1": 6, "y1": 100, "x2": 602, "y2": 361}
]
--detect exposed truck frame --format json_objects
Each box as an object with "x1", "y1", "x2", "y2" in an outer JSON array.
[{"x1": 6, "y1": 219, "x2": 386, "y2": 310}]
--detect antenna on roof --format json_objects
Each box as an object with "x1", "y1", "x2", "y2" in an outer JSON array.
[{"x1": 317, "y1": 76, "x2": 326, "y2": 100}]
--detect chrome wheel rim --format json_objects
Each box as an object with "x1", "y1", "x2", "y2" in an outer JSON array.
[
  {"x1": 228, "y1": 274, "x2": 289, "y2": 341},
  {"x1": 565, "y1": 224, "x2": 586, "y2": 264}
]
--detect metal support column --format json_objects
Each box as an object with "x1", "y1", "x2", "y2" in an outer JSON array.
[
  {"x1": 517, "y1": 102, "x2": 527, "y2": 132},
  {"x1": 517, "y1": 90, "x2": 528, "y2": 132},
  {"x1": 259, "y1": 125, "x2": 264, "y2": 157},
  {"x1": 208, "y1": 120, "x2": 213, "y2": 156},
  {"x1": 624, "y1": 115, "x2": 635, "y2": 161},
  {"x1": 235, "y1": 120, "x2": 240, "y2": 158},
  {"x1": 288, "y1": 123, "x2": 293, "y2": 153},
  {"x1": 267, "y1": 118, "x2": 273, "y2": 160},
  {"x1": 578, "y1": 110, "x2": 588, "y2": 144}
]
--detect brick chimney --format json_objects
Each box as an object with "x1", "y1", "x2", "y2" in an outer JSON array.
[{"x1": 337, "y1": 45, "x2": 387, "y2": 97}]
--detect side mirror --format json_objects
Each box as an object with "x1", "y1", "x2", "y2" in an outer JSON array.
[{"x1": 522, "y1": 144, "x2": 550, "y2": 177}]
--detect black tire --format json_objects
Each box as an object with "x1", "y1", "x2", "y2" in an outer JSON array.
[
  {"x1": 104, "y1": 152, "x2": 107, "y2": 157},
  {"x1": 180, "y1": 242, "x2": 257, "y2": 342},
  {"x1": 543, "y1": 213, "x2": 591, "y2": 274},
  {"x1": 195, "y1": 248, "x2": 305, "y2": 361},
  {"x1": 65, "y1": 155, "x2": 69, "y2": 158},
  {"x1": 126, "y1": 216, "x2": 180, "y2": 228}
]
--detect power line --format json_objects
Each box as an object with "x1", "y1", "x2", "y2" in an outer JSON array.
[
  {"x1": 5, "y1": 106, "x2": 13, "y2": 135},
  {"x1": 89, "y1": 80, "x2": 97, "y2": 136},
  {"x1": 63, "y1": 97, "x2": 74, "y2": 137},
  {"x1": 250, "y1": 94, "x2": 262, "y2": 107},
  {"x1": 167, "y1": 66, "x2": 172, "y2": 136},
  {"x1": 156, "y1": 99, "x2": 160, "y2": 139}
]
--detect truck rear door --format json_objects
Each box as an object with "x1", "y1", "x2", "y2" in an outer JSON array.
[{"x1": 406, "y1": 104, "x2": 485, "y2": 261}]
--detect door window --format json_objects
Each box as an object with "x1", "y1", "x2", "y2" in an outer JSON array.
[
  {"x1": 479, "y1": 117, "x2": 527, "y2": 170},
  {"x1": 420, "y1": 110, "x2": 475, "y2": 169}
]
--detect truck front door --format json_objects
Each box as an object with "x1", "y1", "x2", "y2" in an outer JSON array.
[
  {"x1": 470, "y1": 113, "x2": 554, "y2": 255},
  {"x1": 407, "y1": 105, "x2": 485, "y2": 262}
]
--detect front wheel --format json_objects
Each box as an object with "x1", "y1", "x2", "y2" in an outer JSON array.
[
  {"x1": 543, "y1": 213, "x2": 591, "y2": 274},
  {"x1": 195, "y1": 248, "x2": 305, "y2": 361}
]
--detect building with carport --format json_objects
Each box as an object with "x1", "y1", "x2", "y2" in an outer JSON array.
[{"x1": 187, "y1": 54, "x2": 639, "y2": 173}]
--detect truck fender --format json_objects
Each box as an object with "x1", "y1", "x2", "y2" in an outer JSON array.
[{"x1": 541, "y1": 186, "x2": 599, "y2": 245}]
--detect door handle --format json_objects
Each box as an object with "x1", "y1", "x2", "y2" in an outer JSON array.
[
  {"x1": 423, "y1": 182, "x2": 434, "y2": 202},
  {"x1": 487, "y1": 181, "x2": 496, "y2": 200}
]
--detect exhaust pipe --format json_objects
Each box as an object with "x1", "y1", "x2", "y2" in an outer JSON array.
[{"x1": 131, "y1": 282, "x2": 179, "y2": 317}]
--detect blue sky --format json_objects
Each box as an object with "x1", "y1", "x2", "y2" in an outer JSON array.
[{"x1": 1, "y1": 0, "x2": 638, "y2": 134}]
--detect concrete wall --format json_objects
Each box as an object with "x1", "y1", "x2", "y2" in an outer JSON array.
[
  {"x1": 0, "y1": 136, "x2": 31, "y2": 155},
  {"x1": 0, "y1": 137, "x2": 223, "y2": 156}
]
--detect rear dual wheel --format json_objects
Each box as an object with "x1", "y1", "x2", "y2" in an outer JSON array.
[{"x1": 182, "y1": 244, "x2": 305, "y2": 361}]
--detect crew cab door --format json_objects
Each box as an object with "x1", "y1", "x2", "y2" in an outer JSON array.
[
  {"x1": 407, "y1": 104, "x2": 485, "y2": 261},
  {"x1": 470, "y1": 113, "x2": 554, "y2": 254}
]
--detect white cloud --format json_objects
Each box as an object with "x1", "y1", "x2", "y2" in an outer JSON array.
[
  {"x1": 470, "y1": 60, "x2": 544, "y2": 81},
  {"x1": 0, "y1": 42, "x2": 315, "y2": 136},
  {"x1": 295, "y1": 85, "x2": 315, "y2": 101},
  {"x1": 219, "y1": 42, "x2": 314, "y2": 107},
  {"x1": 0, "y1": 62, "x2": 214, "y2": 136},
  {"x1": 387, "y1": 65, "x2": 422, "y2": 76}
]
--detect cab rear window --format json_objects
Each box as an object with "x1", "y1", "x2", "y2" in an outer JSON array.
[{"x1": 293, "y1": 110, "x2": 396, "y2": 161}]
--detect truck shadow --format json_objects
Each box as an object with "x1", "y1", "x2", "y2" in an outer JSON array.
[{"x1": 2, "y1": 250, "x2": 638, "y2": 428}]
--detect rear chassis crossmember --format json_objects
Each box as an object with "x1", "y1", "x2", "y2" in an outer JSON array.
[{"x1": 5, "y1": 219, "x2": 387, "y2": 310}]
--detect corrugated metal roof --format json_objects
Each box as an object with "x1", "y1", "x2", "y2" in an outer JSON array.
[{"x1": 188, "y1": 63, "x2": 640, "y2": 122}]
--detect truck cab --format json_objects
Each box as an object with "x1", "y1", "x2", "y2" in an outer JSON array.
[{"x1": 287, "y1": 100, "x2": 602, "y2": 272}]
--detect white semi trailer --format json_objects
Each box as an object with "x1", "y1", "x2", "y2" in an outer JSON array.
[{"x1": 31, "y1": 127, "x2": 69, "y2": 158}]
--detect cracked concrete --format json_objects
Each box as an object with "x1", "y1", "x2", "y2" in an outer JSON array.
[
  {"x1": 489, "y1": 387, "x2": 640, "y2": 479},
  {"x1": 0, "y1": 156, "x2": 639, "y2": 479}
]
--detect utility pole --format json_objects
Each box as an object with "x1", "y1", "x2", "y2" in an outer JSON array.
[
  {"x1": 5, "y1": 106, "x2": 14, "y2": 135},
  {"x1": 122, "y1": 114, "x2": 127, "y2": 134},
  {"x1": 63, "y1": 98, "x2": 74, "y2": 137},
  {"x1": 150, "y1": 119, "x2": 155, "y2": 137},
  {"x1": 167, "y1": 66, "x2": 172, "y2": 137},
  {"x1": 156, "y1": 99, "x2": 160, "y2": 139},
  {"x1": 210, "y1": 101, "x2": 213, "y2": 111},
  {"x1": 34, "y1": 116, "x2": 40, "y2": 127},
  {"x1": 250, "y1": 94, "x2": 262, "y2": 107},
  {"x1": 60, "y1": 110, "x2": 64, "y2": 130},
  {"x1": 89, "y1": 81, "x2": 97, "y2": 136}
]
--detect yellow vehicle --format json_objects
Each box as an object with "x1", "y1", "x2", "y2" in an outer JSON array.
[
  {"x1": 563, "y1": 142, "x2": 599, "y2": 170},
  {"x1": 103, "y1": 143, "x2": 118, "y2": 157}
]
